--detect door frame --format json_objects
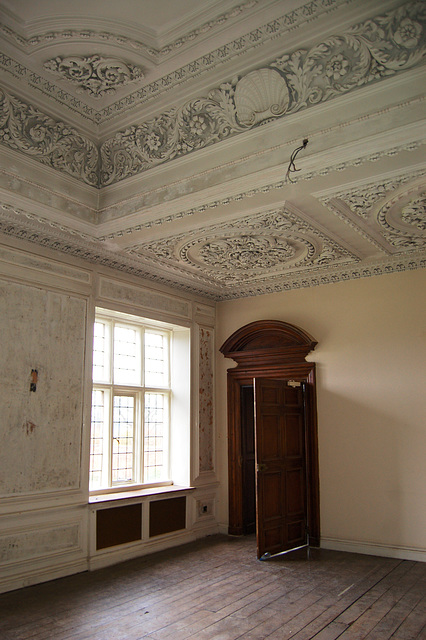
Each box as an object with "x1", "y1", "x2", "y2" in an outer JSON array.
[{"x1": 220, "y1": 320, "x2": 320, "y2": 547}]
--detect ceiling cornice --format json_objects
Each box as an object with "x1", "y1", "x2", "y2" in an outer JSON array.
[{"x1": 0, "y1": 0, "x2": 424, "y2": 190}]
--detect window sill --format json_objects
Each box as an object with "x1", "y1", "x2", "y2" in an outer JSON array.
[{"x1": 89, "y1": 485, "x2": 195, "y2": 507}]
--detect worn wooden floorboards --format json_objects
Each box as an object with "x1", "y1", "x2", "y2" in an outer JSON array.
[{"x1": 0, "y1": 535, "x2": 424, "y2": 640}]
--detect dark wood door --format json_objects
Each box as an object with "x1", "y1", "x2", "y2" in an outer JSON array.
[
  {"x1": 241, "y1": 385, "x2": 256, "y2": 534},
  {"x1": 254, "y1": 377, "x2": 307, "y2": 559}
]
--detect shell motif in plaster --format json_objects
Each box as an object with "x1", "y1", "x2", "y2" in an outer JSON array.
[{"x1": 234, "y1": 68, "x2": 289, "y2": 126}]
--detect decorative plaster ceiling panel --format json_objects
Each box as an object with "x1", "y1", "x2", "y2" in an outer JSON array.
[
  {"x1": 317, "y1": 170, "x2": 426, "y2": 254},
  {"x1": 0, "y1": 0, "x2": 424, "y2": 300}
]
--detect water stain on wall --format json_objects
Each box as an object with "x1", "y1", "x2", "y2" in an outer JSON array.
[{"x1": 24, "y1": 420, "x2": 37, "y2": 435}]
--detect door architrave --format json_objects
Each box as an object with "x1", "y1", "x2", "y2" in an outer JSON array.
[{"x1": 219, "y1": 320, "x2": 320, "y2": 547}]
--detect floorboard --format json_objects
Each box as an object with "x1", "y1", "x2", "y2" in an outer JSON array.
[{"x1": 0, "y1": 535, "x2": 424, "y2": 640}]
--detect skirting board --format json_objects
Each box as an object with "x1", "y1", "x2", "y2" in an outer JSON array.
[
  {"x1": 89, "y1": 522, "x2": 220, "y2": 572},
  {"x1": 0, "y1": 558, "x2": 88, "y2": 595},
  {"x1": 321, "y1": 537, "x2": 426, "y2": 562}
]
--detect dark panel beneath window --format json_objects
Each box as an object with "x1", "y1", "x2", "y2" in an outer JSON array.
[
  {"x1": 96, "y1": 503, "x2": 142, "y2": 550},
  {"x1": 149, "y1": 497, "x2": 186, "y2": 537}
]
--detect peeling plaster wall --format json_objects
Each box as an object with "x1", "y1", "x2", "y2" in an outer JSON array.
[
  {"x1": 0, "y1": 239, "x2": 217, "y2": 594},
  {"x1": 0, "y1": 282, "x2": 86, "y2": 495}
]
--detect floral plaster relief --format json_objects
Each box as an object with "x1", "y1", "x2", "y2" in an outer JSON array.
[
  {"x1": 100, "y1": 2, "x2": 426, "y2": 185},
  {"x1": 199, "y1": 327, "x2": 214, "y2": 473},
  {"x1": 0, "y1": 2, "x2": 424, "y2": 188},
  {"x1": 44, "y1": 55, "x2": 144, "y2": 98}
]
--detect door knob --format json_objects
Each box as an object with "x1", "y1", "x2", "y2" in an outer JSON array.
[{"x1": 256, "y1": 463, "x2": 268, "y2": 472}]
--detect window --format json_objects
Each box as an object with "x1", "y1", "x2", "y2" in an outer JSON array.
[{"x1": 89, "y1": 309, "x2": 190, "y2": 493}]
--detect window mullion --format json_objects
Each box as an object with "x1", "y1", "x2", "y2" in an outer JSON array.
[{"x1": 107, "y1": 387, "x2": 113, "y2": 488}]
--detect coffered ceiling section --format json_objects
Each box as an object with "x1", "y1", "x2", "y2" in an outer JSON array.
[{"x1": 0, "y1": 0, "x2": 424, "y2": 300}]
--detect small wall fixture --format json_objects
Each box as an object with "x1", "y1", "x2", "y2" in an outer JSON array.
[{"x1": 30, "y1": 369, "x2": 38, "y2": 392}]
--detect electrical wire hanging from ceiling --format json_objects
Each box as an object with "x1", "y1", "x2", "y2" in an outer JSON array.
[{"x1": 285, "y1": 138, "x2": 309, "y2": 183}]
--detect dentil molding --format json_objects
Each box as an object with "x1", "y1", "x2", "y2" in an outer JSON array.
[
  {"x1": 0, "y1": 0, "x2": 347, "y2": 122},
  {"x1": 126, "y1": 206, "x2": 359, "y2": 288},
  {"x1": 0, "y1": 200, "x2": 424, "y2": 300},
  {"x1": 319, "y1": 169, "x2": 426, "y2": 253},
  {"x1": 0, "y1": 2, "x2": 424, "y2": 187}
]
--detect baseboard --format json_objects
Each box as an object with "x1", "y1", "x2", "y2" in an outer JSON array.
[
  {"x1": 89, "y1": 525, "x2": 219, "y2": 572},
  {"x1": 217, "y1": 523, "x2": 229, "y2": 535},
  {"x1": 321, "y1": 537, "x2": 426, "y2": 562},
  {"x1": 0, "y1": 558, "x2": 88, "y2": 595}
]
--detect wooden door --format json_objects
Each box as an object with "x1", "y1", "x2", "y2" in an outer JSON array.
[
  {"x1": 241, "y1": 385, "x2": 256, "y2": 534},
  {"x1": 254, "y1": 377, "x2": 307, "y2": 559}
]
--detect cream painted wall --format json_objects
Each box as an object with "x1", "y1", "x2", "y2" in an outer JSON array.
[{"x1": 215, "y1": 268, "x2": 426, "y2": 558}]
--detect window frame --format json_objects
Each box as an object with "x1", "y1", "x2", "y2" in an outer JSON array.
[{"x1": 90, "y1": 309, "x2": 175, "y2": 496}]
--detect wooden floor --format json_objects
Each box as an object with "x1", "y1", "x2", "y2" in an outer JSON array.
[{"x1": 0, "y1": 535, "x2": 425, "y2": 640}]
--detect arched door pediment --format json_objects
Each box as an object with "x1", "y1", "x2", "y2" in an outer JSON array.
[{"x1": 220, "y1": 320, "x2": 317, "y2": 368}]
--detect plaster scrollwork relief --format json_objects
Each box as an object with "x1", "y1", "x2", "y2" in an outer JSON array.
[
  {"x1": 198, "y1": 326, "x2": 214, "y2": 473},
  {"x1": 377, "y1": 190, "x2": 426, "y2": 250},
  {"x1": 319, "y1": 171, "x2": 426, "y2": 252},
  {"x1": 199, "y1": 235, "x2": 296, "y2": 270},
  {"x1": 401, "y1": 192, "x2": 426, "y2": 230},
  {"x1": 0, "y1": 88, "x2": 99, "y2": 186},
  {"x1": 0, "y1": 0, "x2": 346, "y2": 123},
  {"x1": 335, "y1": 175, "x2": 415, "y2": 219},
  {"x1": 99, "y1": 86, "x2": 245, "y2": 184},
  {"x1": 0, "y1": 3, "x2": 424, "y2": 187},
  {"x1": 0, "y1": 199, "x2": 424, "y2": 299},
  {"x1": 44, "y1": 56, "x2": 144, "y2": 98},
  {"x1": 127, "y1": 208, "x2": 357, "y2": 288},
  {"x1": 100, "y1": 1, "x2": 426, "y2": 185}
]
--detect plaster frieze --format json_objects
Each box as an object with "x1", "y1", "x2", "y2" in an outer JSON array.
[
  {"x1": 219, "y1": 252, "x2": 426, "y2": 299},
  {"x1": 126, "y1": 207, "x2": 359, "y2": 288},
  {"x1": 0, "y1": 203, "x2": 424, "y2": 300},
  {"x1": 0, "y1": 88, "x2": 99, "y2": 186},
  {"x1": 0, "y1": 2, "x2": 424, "y2": 187},
  {"x1": 99, "y1": 139, "x2": 424, "y2": 241},
  {"x1": 0, "y1": 0, "x2": 348, "y2": 123},
  {"x1": 0, "y1": 202, "x2": 96, "y2": 241},
  {"x1": 100, "y1": 1, "x2": 426, "y2": 185},
  {"x1": 319, "y1": 169, "x2": 426, "y2": 253},
  {"x1": 43, "y1": 55, "x2": 144, "y2": 99},
  {"x1": 0, "y1": 1, "x2": 259, "y2": 62}
]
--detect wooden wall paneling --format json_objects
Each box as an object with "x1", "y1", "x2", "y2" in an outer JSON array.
[
  {"x1": 96, "y1": 504, "x2": 142, "y2": 550},
  {"x1": 149, "y1": 497, "x2": 186, "y2": 537}
]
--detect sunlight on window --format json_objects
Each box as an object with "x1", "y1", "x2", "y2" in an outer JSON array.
[
  {"x1": 112, "y1": 395, "x2": 135, "y2": 484},
  {"x1": 144, "y1": 393, "x2": 166, "y2": 482},
  {"x1": 93, "y1": 321, "x2": 108, "y2": 381},
  {"x1": 90, "y1": 389, "x2": 105, "y2": 490},
  {"x1": 114, "y1": 325, "x2": 140, "y2": 385},
  {"x1": 145, "y1": 331, "x2": 167, "y2": 387},
  {"x1": 90, "y1": 312, "x2": 174, "y2": 492}
]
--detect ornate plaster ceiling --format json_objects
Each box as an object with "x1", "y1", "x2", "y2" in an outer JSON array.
[{"x1": 0, "y1": 0, "x2": 424, "y2": 300}]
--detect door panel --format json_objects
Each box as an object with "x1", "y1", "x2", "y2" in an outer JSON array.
[
  {"x1": 241, "y1": 386, "x2": 256, "y2": 534},
  {"x1": 254, "y1": 377, "x2": 307, "y2": 559}
]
